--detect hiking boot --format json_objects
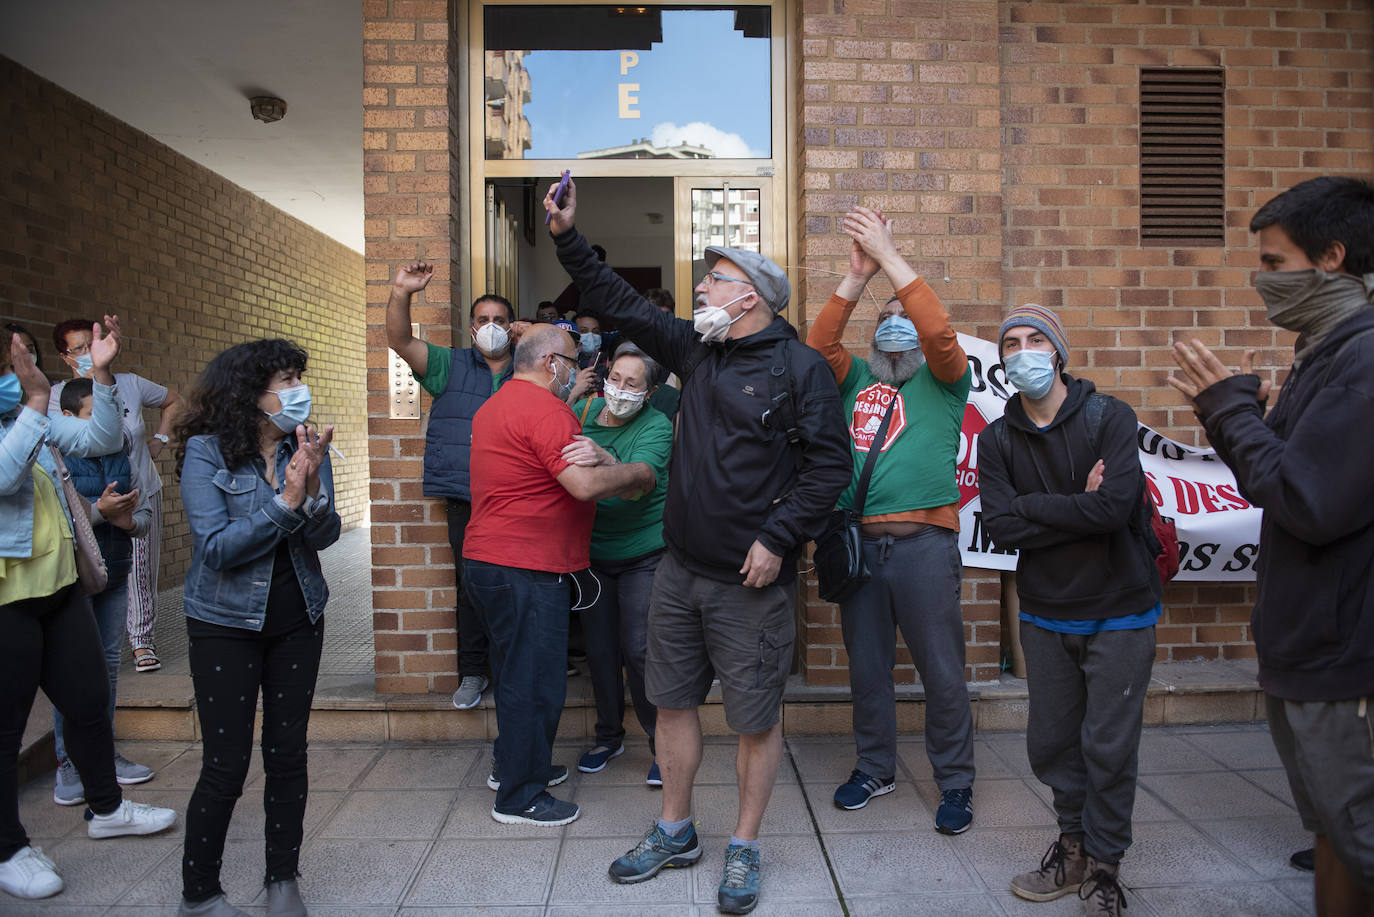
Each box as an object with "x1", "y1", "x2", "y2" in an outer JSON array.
[
  {"x1": 0, "y1": 846, "x2": 62, "y2": 899},
  {"x1": 53, "y1": 760, "x2": 85, "y2": 806},
  {"x1": 717, "y1": 843, "x2": 762, "y2": 914},
  {"x1": 935, "y1": 786, "x2": 974, "y2": 834},
  {"x1": 577, "y1": 743, "x2": 624, "y2": 773},
  {"x1": 1011, "y1": 833, "x2": 1087, "y2": 902},
  {"x1": 114, "y1": 753, "x2": 155, "y2": 785},
  {"x1": 487, "y1": 763, "x2": 569, "y2": 791},
  {"x1": 1079, "y1": 857, "x2": 1127, "y2": 916},
  {"x1": 451, "y1": 675, "x2": 489, "y2": 710},
  {"x1": 490, "y1": 791, "x2": 579, "y2": 826},
  {"x1": 177, "y1": 894, "x2": 251, "y2": 916},
  {"x1": 609, "y1": 821, "x2": 702, "y2": 884},
  {"x1": 86, "y1": 799, "x2": 177, "y2": 838},
  {"x1": 833, "y1": 769, "x2": 895, "y2": 810},
  {"x1": 265, "y1": 878, "x2": 307, "y2": 917}
]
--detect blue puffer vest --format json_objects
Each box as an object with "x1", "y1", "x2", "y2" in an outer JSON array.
[
  {"x1": 422, "y1": 348, "x2": 511, "y2": 501},
  {"x1": 64, "y1": 446, "x2": 135, "y2": 584}
]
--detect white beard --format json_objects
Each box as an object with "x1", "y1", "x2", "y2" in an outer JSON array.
[{"x1": 868, "y1": 345, "x2": 926, "y2": 386}]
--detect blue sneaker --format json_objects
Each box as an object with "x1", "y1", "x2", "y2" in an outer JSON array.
[
  {"x1": 935, "y1": 786, "x2": 974, "y2": 835},
  {"x1": 608, "y1": 821, "x2": 702, "y2": 884},
  {"x1": 645, "y1": 761, "x2": 662, "y2": 787},
  {"x1": 490, "y1": 791, "x2": 579, "y2": 827},
  {"x1": 717, "y1": 844, "x2": 761, "y2": 914},
  {"x1": 577, "y1": 743, "x2": 624, "y2": 773},
  {"x1": 833, "y1": 769, "x2": 895, "y2": 810}
]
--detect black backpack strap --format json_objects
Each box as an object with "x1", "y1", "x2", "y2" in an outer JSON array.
[
  {"x1": 1083, "y1": 392, "x2": 1108, "y2": 453},
  {"x1": 853, "y1": 401, "x2": 897, "y2": 517},
  {"x1": 764, "y1": 339, "x2": 802, "y2": 448}
]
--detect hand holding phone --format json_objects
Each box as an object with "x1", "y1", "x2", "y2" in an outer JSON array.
[{"x1": 545, "y1": 169, "x2": 571, "y2": 225}]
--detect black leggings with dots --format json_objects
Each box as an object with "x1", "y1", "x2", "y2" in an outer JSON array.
[{"x1": 181, "y1": 612, "x2": 323, "y2": 904}]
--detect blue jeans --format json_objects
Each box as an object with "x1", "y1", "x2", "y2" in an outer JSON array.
[
  {"x1": 463, "y1": 559, "x2": 571, "y2": 813},
  {"x1": 585, "y1": 551, "x2": 661, "y2": 751},
  {"x1": 53, "y1": 582, "x2": 127, "y2": 764}
]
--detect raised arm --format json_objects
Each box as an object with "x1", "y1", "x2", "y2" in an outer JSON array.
[
  {"x1": 805, "y1": 236, "x2": 880, "y2": 382},
  {"x1": 386, "y1": 262, "x2": 434, "y2": 377}
]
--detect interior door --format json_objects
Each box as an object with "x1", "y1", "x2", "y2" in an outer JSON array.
[{"x1": 672, "y1": 177, "x2": 779, "y2": 320}]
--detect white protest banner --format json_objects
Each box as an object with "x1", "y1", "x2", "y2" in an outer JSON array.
[{"x1": 954, "y1": 333, "x2": 1261, "y2": 581}]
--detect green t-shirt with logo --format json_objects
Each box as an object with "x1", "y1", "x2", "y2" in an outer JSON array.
[
  {"x1": 574, "y1": 398, "x2": 674, "y2": 562},
  {"x1": 836, "y1": 357, "x2": 972, "y2": 514}
]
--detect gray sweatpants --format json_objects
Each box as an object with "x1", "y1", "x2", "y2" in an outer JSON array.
[
  {"x1": 841, "y1": 527, "x2": 975, "y2": 790},
  {"x1": 1021, "y1": 623, "x2": 1156, "y2": 864}
]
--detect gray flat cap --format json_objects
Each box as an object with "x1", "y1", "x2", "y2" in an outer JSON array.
[{"x1": 704, "y1": 246, "x2": 790, "y2": 314}]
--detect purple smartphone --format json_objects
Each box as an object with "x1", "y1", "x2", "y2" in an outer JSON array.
[{"x1": 545, "y1": 170, "x2": 571, "y2": 225}]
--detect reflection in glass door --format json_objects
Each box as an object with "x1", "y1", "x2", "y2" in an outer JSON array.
[{"x1": 674, "y1": 177, "x2": 776, "y2": 319}]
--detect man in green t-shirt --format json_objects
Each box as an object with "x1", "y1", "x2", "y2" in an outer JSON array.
[{"x1": 806, "y1": 207, "x2": 977, "y2": 833}]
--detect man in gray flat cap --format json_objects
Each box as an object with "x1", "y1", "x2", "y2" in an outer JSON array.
[{"x1": 547, "y1": 180, "x2": 850, "y2": 915}]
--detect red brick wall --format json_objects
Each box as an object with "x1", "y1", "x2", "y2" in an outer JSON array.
[
  {"x1": 0, "y1": 56, "x2": 368, "y2": 589},
  {"x1": 363, "y1": 0, "x2": 463, "y2": 694},
  {"x1": 797, "y1": 0, "x2": 1373, "y2": 683}
]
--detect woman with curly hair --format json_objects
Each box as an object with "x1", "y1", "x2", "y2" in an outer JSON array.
[{"x1": 173, "y1": 339, "x2": 339, "y2": 917}]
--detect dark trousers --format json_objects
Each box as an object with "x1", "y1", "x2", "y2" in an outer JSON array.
[
  {"x1": 585, "y1": 552, "x2": 661, "y2": 752},
  {"x1": 181, "y1": 615, "x2": 324, "y2": 903},
  {"x1": 447, "y1": 499, "x2": 490, "y2": 678},
  {"x1": 841, "y1": 528, "x2": 974, "y2": 789},
  {"x1": 1021, "y1": 623, "x2": 1155, "y2": 864},
  {"x1": 0, "y1": 584, "x2": 121, "y2": 860},
  {"x1": 462, "y1": 559, "x2": 568, "y2": 813}
]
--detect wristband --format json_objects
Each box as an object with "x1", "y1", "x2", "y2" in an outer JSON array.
[{"x1": 153, "y1": 433, "x2": 170, "y2": 444}]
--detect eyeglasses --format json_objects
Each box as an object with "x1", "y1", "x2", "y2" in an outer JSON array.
[
  {"x1": 550, "y1": 352, "x2": 578, "y2": 369},
  {"x1": 63, "y1": 342, "x2": 92, "y2": 356},
  {"x1": 700, "y1": 271, "x2": 751, "y2": 288}
]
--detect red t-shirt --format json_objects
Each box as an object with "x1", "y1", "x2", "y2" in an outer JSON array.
[{"x1": 463, "y1": 379, "x2": 595, "y2": 573}]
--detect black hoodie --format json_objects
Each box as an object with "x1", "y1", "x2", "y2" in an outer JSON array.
[
  {"x1": 977, "y1": 376, "x2": 1162, "y2": 619},
  {"x1": 1194, "y1": 308, "x2": 1374, "y2": 702},
  {"x1": 553, "y1": 227, "x2": 851, "y2": 585}
]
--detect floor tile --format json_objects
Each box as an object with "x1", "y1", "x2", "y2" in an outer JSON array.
[
  {"x1": 824, "y1": 829, "x2": 976, "y2": 897},
  {"x1": 1235, "y1": 768, "x2": 1297, "y2": 809},
  {"x1": 1123, "y1": 821, "x2": 1254, "y2": 887},
  {"x1": 318, "y1": 789, "x2": 454, "y2": 839},
  {"x1": 1140, "y1": 771, "x2": 1294, "y2": 820},
  {"x1": 1194, "y1": 815, "x2": 1313, "y2": 880},
  {"x1": 565, "y1": 784, "x2": 664, "y2": 837},
  {"x1": 1137, "y1": 882, "x2": 1306, "y2": 916},
  {"x1": 299, "y1": 839, "x2": 429, "y2": 905},
  {"x1": 1135, "y1": 732, "x2": 1225, "y2": 774},
  {"x1": 786, "y1": 737, "x2": 860, "y2": 785},
  {"x1": 361, "y1": 747, "x2": 475, "y2": 789},
  {"x1": 248, "y1": 745, "x2": 383, "y2": 790},
  {"x1": 849, "y1": 893, "x2": 1013, "y2": 916},
  {"x1": 404, "y1": 838, "x2": 557, "y2": 906},
  {"x1": 109, "y1": 838, "x2": 264, "y2": 908},
  {"x1": 806, "y1": 781, "x2": 929, "y2": 833},
  {"x1": 1181, "y1": 728, "x2": 1285, "y2": 770}
]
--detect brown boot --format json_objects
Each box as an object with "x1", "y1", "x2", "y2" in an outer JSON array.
[
  {"x1": 1010, "y1": 833, "x2": 1087, "y2": 901},
  {"x1": 1079, "y1": 856, "x2": 1127, "y2": 917}
]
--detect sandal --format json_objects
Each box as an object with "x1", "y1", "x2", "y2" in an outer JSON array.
[{"x1": 133, "y1": 648, "x2": 161, "y2": 672}]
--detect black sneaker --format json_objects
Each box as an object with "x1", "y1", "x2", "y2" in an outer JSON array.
[
  {"x1": 487, "y1": 763, "x2": 570, "y2": 791},
  {"x1": 491, "y1": 792, "x2": 580, "y2": 826}
]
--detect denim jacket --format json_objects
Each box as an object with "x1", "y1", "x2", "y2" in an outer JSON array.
[
  {"x1": 0, "y1": 381, "x2": 125, "y2": 559},
  {"x1": 180, "y1": 434, "x2": 341, "y2": 630}
]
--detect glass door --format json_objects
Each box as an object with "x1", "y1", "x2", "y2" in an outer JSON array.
[{"x1": 673, "y1": 177, "x2": 779, "y2": 320}]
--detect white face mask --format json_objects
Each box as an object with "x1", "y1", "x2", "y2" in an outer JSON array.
[
  {"x1": 473, "y1": 322, "x2": 510, "y2": 356},
  {"x1": 692, "y1": 290, "x2": 752, "y2": 343},
  {"x1": 603, "y1": 381, "x2": 647, "y2": 418}
]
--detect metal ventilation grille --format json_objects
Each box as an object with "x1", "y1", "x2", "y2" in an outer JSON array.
[{"x1": 1140, "y1": 68, "x2": 1225, "y2": 246}]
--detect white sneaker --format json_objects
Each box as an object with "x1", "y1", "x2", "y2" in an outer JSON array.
[
  {"x1": 0, "y1": 845, "x2": 63, "y2": 899},
  {"x1": 87, "y1": 799, "x2": 177, "y2": 839}
]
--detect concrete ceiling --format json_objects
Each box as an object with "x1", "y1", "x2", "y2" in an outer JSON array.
[{"x1": 0, "y1": 0, "x2": 364, "y2": 252}]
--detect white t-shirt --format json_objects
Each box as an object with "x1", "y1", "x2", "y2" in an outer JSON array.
[{"x1": 50, "y1": 372, "x2": 170, "y2": 497}]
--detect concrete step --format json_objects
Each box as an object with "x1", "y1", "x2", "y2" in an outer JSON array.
[{"x1": 91, "y1": 658, "x2": 1265, "y2": 746}]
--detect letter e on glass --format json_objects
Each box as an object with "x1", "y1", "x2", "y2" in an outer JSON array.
[{"x1": 619, "y1": 83, "x2": 641, "y2": 119}]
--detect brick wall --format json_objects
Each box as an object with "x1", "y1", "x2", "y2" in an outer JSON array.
[
  {"x1": 363, "y1": 0, "x2": 463, "y2": 694},
  {"x1": 0, "y1": 56, "x2": 368, "y2": 589}
]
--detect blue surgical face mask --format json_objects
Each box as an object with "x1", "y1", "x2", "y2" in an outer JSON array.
[
  {"x1": 264, "y1": 383, "x2": 312, "y2": 433},
  {"x1": 0, "y1": 373, "x2": 21, "y2": 414},
  {"x1": 74, "y1": 353, "x2": 94, "y2": 376},
  {"x1": 550, "y1": 357, "x2": 577, "y2": 400},
  {"x1": 579, "y1": 332, "x2": 601, "y2": 354},
  {"x1": 1003, "y1": 349, "x2": 1058, "y2": 400},
  {"x1": 873, "y1": 315, "x2": 920, "y2": 353}
]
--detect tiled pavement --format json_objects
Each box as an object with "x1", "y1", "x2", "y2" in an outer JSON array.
[{"x1": 9, "y1": 724, "x2": 1315, "y2": 915}]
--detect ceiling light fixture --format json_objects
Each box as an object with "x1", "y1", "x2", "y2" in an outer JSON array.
[{"x1": 249, "y1": 95, "x2": 287, "y2": 123}]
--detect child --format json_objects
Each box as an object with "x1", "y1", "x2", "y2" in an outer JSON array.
[{"x1": 51, "y1": 378, "x2": 155, "y2": 806}]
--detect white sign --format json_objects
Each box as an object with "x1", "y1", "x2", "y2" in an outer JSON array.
[{"x1": 954, "y1": 333, "x2": 1260, "y2": 581}]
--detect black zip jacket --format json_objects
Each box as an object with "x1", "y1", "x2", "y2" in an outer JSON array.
[
  {"x1": 553, "y1": 227, "x2": 851, "y2": 585},
  {"x1": 1194, "y1": 308, "x2": 1374, "y2": 702},
  {"x1": 977, "y1": 376, "x2": 1161, "y2": 619}
]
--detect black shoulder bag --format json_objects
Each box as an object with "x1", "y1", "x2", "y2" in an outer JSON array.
[{"x1": 813, "y1": 402, "x2": 896, "y2": 603}]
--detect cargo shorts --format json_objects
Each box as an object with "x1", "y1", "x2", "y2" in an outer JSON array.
[{"x1": 644, "y1": 550, "x2": 794, "y2": 735}]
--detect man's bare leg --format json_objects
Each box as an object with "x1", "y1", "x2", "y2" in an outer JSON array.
[
  {"x1": 732, "y1": 722, "x2": 783, "y2": 840},
  {"x1": 657, "y1": 706, "x2": 703, "y2": 822}
]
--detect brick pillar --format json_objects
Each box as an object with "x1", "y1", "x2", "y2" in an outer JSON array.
[
  {"x1": 364, "y1": 0, "x2": 463, "y2": 693},
  {"x1": 797, "y1": 0, "x2": 1005, "y2": 685}
]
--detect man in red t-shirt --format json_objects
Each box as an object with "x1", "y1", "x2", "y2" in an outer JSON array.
[{"x1": 464, "y1": 323, "x2": 656, "y2": 827}]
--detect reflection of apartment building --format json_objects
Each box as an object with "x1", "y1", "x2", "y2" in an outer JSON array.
[
  {"x1": 578, "y1": 139, "x2": 712, "y2": 160},
  {"x1": 484, "y1": 50, "x2": 531, "y2": 158},
  {"x1": 690, "y1": 187, "x2": 760, "y2": 253}
]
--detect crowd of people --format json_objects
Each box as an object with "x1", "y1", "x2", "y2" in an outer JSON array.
[{"x1": 0, "y1": 174, "x2": 1369, "y2": 917}]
